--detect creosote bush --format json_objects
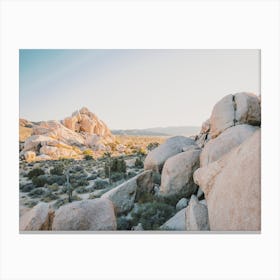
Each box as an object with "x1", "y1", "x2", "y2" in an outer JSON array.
[
  {"x1": 131, "y1": 202, "x2": 175, "y2": 230},
  {"x1": 134, "y1": 157, "x2": 144, "y2": 168},
  {"x1": 27, "y1": 168, "x2": 45, "y2": 179},
  {"x1": 50, "y1": 165, "x2": 64, "y2": 176}
]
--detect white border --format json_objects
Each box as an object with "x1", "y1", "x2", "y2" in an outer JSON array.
[{"x1": 1, "y1": 1, "x2": 279, "y2": 280}]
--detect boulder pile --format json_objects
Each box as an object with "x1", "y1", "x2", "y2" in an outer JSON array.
[{"x1": 19, "y1": 107, "x2": 115, "y2": 161}]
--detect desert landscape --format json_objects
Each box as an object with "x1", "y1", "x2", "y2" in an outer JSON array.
[{"x1": 19, "y1": 92, "x2": 261, "y2": 231}]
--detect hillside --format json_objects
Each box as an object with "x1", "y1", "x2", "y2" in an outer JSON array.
[{"x1": 112, "y1": 126, "x2": 200, "y2": 137}]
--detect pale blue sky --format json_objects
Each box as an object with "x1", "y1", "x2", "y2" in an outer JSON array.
[{"x1": 19, "y1": 49, "x2": 260, "y2": 129}]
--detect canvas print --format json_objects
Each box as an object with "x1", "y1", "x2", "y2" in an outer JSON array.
[{"x1": 19, "y1": 49, "x2": 261, "y2": 232}]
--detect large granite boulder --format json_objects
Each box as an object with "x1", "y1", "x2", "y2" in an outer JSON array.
[
  {"x1": 20, "y1": 202, "x2": 53, "y2": 231},
  {"x1": 193, "y1": 130, "x2": 261, "y2": 231},
  {"x1": 144, "y1": 136, "x2": 196, "y2": 173},
  {"x1": 160, "y1": 208, "x2": 186, "y2": 231},
  {"x1": 160, "y1": 146, "x2": 200, "y2": 199},
  {"x1": 210, "y1": 92, "x2": 261, "y2": 138},
  {"x1": 102, "y1": 170, "x2": 153, "y2": 214},
  {"x1": 52, "y1": 198, "x2": 116, "y2": 231},
  {"x1": 185, "y1": 195, "x2": 209, "y2": 231},
  {"x1": 200, "y1": 124, "x2": 258, "y2": 166}
]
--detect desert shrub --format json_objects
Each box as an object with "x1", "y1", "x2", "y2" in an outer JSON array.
[
  {"x1": 127, "y1": 171, "x2": 137, "y2": 179},
  {"x1": 146, "y1": 142, "x2": 160, "y2": 151},
  {"x1": 50, "y1": 165, "x2": 64, "y2": 175},
  {"x1": 42, "y1": 191, "x2": 59, "y2": 202},
  {"x1": 105, "y1": 158, "x2": 127, "y2": 176},
  {"x1": 70, "y1": 177, "x2": 89, "y2": 188},
  {"x1": 87, "y1": 174, "x2": 98, "y2": 181},
  {"x1": 131, "y1": 202, "x2": 175, "y2": 230},
  {"x1": 134, "y1": 157, "x2": 144, "y2": 168},
  {"x1": 28, "y1": 187, "x2": 46, "y2": 198},
  {"x1": 21, "y1": 183, "x2": 35, "y2": 192},
  {"x1": 94, "y1": 179, "x2": 109, "y2": 189},
  {"x1": 33, "y1": 174, "x2": 66, "y2": 187},
  {"x1": 111, "y1": 172, "x2": 124, "y2": 182},
  {"x1": 53, "y1": 195, "x2": 82, "y2": 209},
  {"x1": 84, "y1": 154, "x2": 93, "y2": 160},
  {"x1": 47, "y1": 184, "x2": 59, "y2": 191},
  {"x1": 83, "y1": 149, "x2": 93, "y2": 156},
  {"x1": 117, "y1": 216, "x2": 132, "y2": 230},
  {"x1": 27, "y1": 168, "x2": 45, "y2": 179},
  {"x1": 73, "y1": 165, "x2": 83, "y2": 172},
  {"x1": 32, "y1": 176, "x2": 48, "y2": 188},
  {"x1": 24, "y1": 200, "x2": 38, "y2": 208},
  {"x1": 75, "y1": 186, "x2": 94, "y2": 194}
]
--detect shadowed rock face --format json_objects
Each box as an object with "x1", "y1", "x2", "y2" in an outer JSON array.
[
  {"x1": 186, "y1": 195, "x2": 209, "y2": 231},
  {"x1": 144, "y1": 136, "x2": 196, "y2": 173},
  {"x1": 193, "y1": 130, "x2": 261, "y2": 231}
]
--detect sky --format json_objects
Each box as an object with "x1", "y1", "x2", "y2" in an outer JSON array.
[{"x1": 19, "y1": 49, "x2": 260, "y2": 129}]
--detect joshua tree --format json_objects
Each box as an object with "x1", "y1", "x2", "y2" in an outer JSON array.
[
  {"x1": 104, "y1": 146, "x2": 112, "y2": 185},
  {"x1": 65, "y1": 169, "x2": 73, "y2": 202}
]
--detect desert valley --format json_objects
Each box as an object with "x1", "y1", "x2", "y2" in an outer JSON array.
[{"x1": 19, "y1": 92, "x2": 261, "y2": 232}]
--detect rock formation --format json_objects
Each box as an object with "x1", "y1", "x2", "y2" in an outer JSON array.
[
  {"x1": 144, "y1": 136, "x2": 196, "y2": 173},
  {"x1": 193, "y1": 130, "x2": 261, "y2": 231},
  {"x1": 19, "y1": 107, "x2": 114, "y2": 160},
  {"x1": 160, "y1": 145, "x2": 201, "y2": 199},
  {"x1": 52, "y1": 198, "x2": 117, "y2": 231}
]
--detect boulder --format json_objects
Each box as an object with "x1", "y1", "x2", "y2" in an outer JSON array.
[
  {"x1": 101, "y1": 177, "x2": 138, "y2": 214},
  {"x1": 23, "y1": 135, "x2": 56, "y2": 152},
  {"x1": 24, "y1": 151, "x2": 36, "y2": 162},
  {"x1": 193, "y1": 130, "x2": 261, "y2": 231},
  {"x1": 102, "y1": 171, "x2": 153, "y2": 214},
  {"x1": 32, "y1": 120, "x2": 85, "y2": 146},
  {"x1": 52, "y1": 198, "x2": 116, "y2": 231},
  {"x1": 235, "y1": 92, "x2": 261, "y2": 126},
  {"x1": 144, "y1": 136, "x2": 196, "y2": 173},
  {"x1": 20, "y1": 202, "x2": 52, "y2": 231},
  {"x1": 210, "y1": 92, "x2": 261, "y2": 138},
  {"x1": 160, "y1": 146, "x2": 200, "y2": 199},
  {"x1": 160, "y1": 208, "x2": 186, "y2": 230},
  {"x1": 40, "y1": 145, "x2": 78, "y2": 159},
  {"x1": 200, "y1": 124, "x2": 258, "y2": 166},
  {"x1": 185, "y1": 195, "x2": 209, "y2": 231},
  {"x1": 176, "y1": 198, "x2": 188, "y2": 211},
  {"x1": 135, "y1": 170, "x2": 154, "y2": 202},
  {"x1": 210, "y1": 94, "x2": 235, "y2": 139}
]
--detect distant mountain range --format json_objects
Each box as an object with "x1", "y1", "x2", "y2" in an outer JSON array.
[{"x1": 112, "y1": 126, "x2": 200, "y2": 137}]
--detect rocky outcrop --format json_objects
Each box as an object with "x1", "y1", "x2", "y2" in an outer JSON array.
[
  {"x1": 101, "y1": 170, "x2": 153, "y2": 214},
  {"x1": 20, "y1": 202, "x2": 53, "y2": 231},
  {"x1": 144, "y1": 136, "x2": 196, "y2": 173},
  {"x1": 23, "y1": 151, "x2": 36, "y2": 162},
  {"x1": 52, "y1": 198, "x2": 116, "y2": 231},
  {"x1": 160, "y1": 208, "x2": 186, "y2": 230},
  {"x1": 63, "y1": 107, "x2": 114, "y2": 142},
  {"x1": 185, "y1": 195, "x2": 209, "y2": 231},
  {"x1": 210, "y1": 92, "x2": 261, "y2": 138},
  {"x1": 200, "y1": 124, "x2": 258, "y2": 166},
  {"x1": 20, "y1": 107, "x2": 115, "y2": 160},
  {"x1": 193, "y1": 130, "x2": 261, "y2": 231},
  {"x1": 160, "y1": 146, "x2": 200, "y2": 199}
]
